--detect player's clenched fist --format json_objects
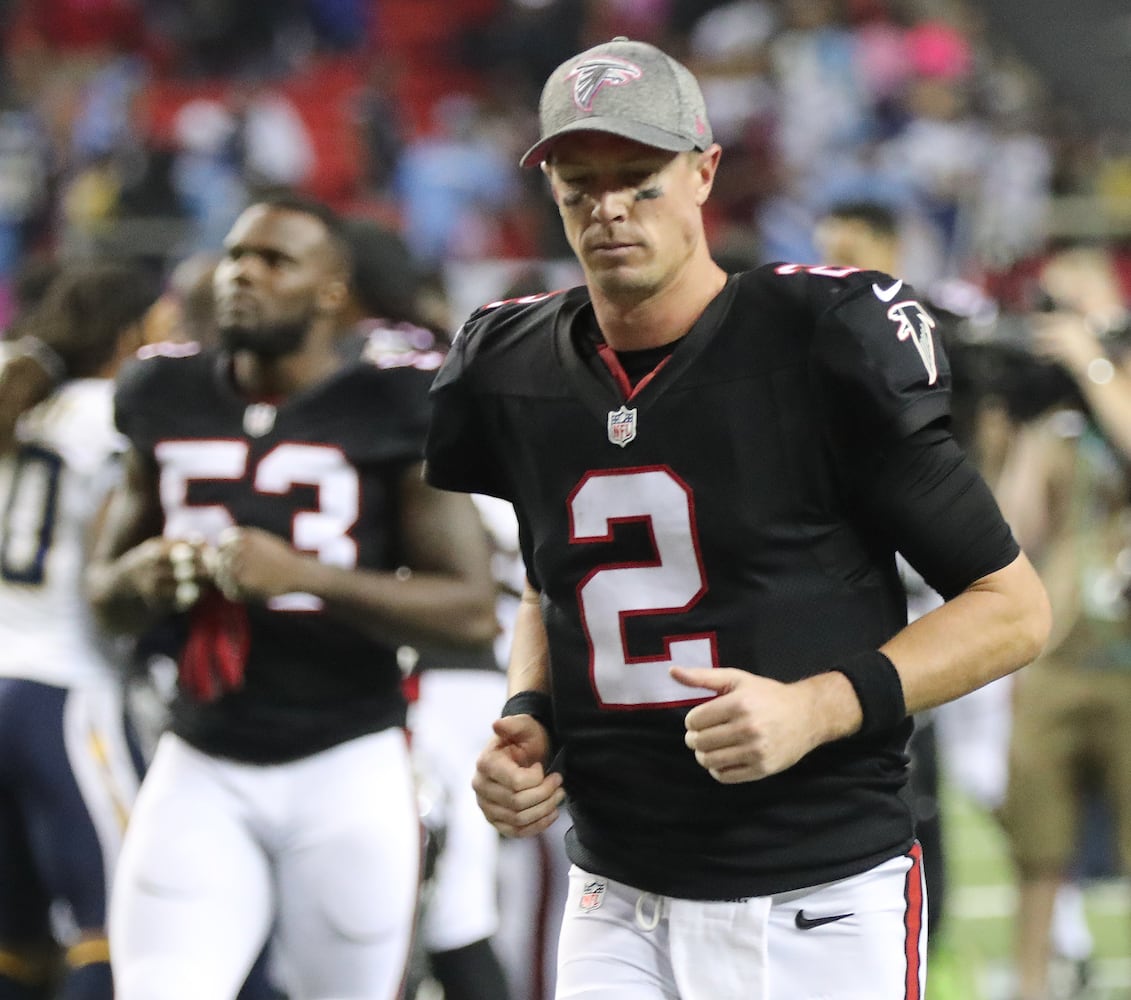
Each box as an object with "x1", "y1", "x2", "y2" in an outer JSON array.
[
  {"x1": 117, "y1": 536, "x2": 214, "y2": 612},
  {"x1": 472, "y1": 715, "x2": 564, "y2": 838},
  {"x1": 672, "y1": 666, "x2": 835, "y2": 784},
  {"x1": 213, "y1": 526, "x2": 307, "y2": 602}
]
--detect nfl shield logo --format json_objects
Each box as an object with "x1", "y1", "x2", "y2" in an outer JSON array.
[
  {"x1": 607, "y1": 405, "x2": 637, "y2": 447},
  {"x1": 579, "y1": 879, "x2": 606, "y2": 912}
]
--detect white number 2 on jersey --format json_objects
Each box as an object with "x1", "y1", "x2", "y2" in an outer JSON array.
[
  {"x1": 156, "y1": 440, "x2": 359, "y2": 611},
  {"x1": 570, "y1": 467, "x2": 718, "y2": 708}
]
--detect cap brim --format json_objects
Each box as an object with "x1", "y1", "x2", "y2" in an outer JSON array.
[{"x1": 519, "y1": 118, "x2": 699, "y2": 168}]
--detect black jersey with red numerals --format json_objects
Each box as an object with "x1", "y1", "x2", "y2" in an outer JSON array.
[
  {"x1": 425, "y1": 264, "x2": 987, "y2": 900},
  {"x1": 115, "y1": 329, "x2": 440, "y2": 764}
]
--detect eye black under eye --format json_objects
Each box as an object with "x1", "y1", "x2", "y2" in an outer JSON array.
[{"x1": 558, "y1": 171, "x2": 660, "y2": 204}]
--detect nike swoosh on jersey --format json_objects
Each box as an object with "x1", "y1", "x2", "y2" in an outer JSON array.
[
  {"x1": 794, "y1": 909, "x2": 854, "y2": 930},
  {"x1": 872, "y1": 279, "x2": 904, "y2": 302}
]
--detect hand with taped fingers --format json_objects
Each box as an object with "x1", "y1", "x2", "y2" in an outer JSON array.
[
  {"x1": 472, "y1": 714, "x2": 565, "y2": 838},
  {"x1": 212, "y1": 526, "x2": 307, "y2": 603},
  {"x1": 672, "y1": 665, "x2": 853, "y2": 784},
  {"x1": 116, "y1": 536, "x2": 215, "y2": 613}
]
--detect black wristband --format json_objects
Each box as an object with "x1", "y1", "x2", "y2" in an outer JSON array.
[
  {"x1": 834, "y1": 649, "x2": 907, "y2": 738},
  {"x1": 501, "y1": 690, "x2": 556, "y2": 742}
]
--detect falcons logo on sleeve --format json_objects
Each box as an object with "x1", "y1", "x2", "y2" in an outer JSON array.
[
  {"x1": 887, "y1": 300, "x2": 938, "y2": 385},
  {"x1": 568, "y1": 58, "x2": 643, "y2": 111}
]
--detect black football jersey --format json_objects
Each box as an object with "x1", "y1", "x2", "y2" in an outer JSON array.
[
  {"x1": 426, "y1": 264, "x2": 973, "y2": 899},
  {"x1": 116, "y1": 330, "x2": 439, "y2": 763}
]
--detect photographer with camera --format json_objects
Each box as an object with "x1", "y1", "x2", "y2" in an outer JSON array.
[
  {"x1": 994, "y1": 243, "x2": 1131, "y2": 1000},
  {"x1": 1025, "y1": 247, "x2": 1131, "y2": 461}
]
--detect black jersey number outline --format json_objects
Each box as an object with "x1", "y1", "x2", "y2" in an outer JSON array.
[
  {"x1": 0, "y1": 445, "x2": 63, "y2": 585},
  {"x1": 154, "y1": 439, "x2": 359, "y2": 612},
  {"x1": 569, "y1": 467, "x2": 719, "y2": 708}
]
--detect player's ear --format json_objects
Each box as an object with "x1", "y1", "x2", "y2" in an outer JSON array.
[
  {"x1": 120, "y1": 319, "x2": 146, "y2": 355},
  {"x1": 692, "y1": 145, "x2": 721, "y2": 206},
  {"x1": 318, "y1": 277, "x2": 350, "y2": 314}
]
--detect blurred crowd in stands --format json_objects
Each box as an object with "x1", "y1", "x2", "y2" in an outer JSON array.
[{"x1": 0, "y1": 0, "x2": 1129, "y2": 329}]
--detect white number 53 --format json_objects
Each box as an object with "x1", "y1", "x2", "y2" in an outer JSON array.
[{"x1": 156, "y1": 440, "x2": 359, "y2": 612}]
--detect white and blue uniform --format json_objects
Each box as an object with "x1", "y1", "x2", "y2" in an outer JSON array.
[{"x1": 0, "y1": 371, "x2": 143, "y2": 954}]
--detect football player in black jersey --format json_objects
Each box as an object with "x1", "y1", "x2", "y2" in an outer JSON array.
[
  {"x1": 86, "y1": 194, "x2": 499, "y2": 1000},
  {"x1": 424, "y1": 38, "x2": 1051, "y2": 999}
]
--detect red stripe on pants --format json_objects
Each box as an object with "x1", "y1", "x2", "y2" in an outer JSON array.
[{"x1": 903, "y1": 841, "x2": 925, "y2": 999}]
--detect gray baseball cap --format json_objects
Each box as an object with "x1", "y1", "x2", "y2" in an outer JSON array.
[{"x1": 520, "y1": 37, "x2": 714, "y2": 168}]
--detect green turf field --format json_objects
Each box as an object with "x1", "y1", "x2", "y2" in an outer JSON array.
[{"x1": 931, "y1": 784, "x2": 1131, "y2": 1000}]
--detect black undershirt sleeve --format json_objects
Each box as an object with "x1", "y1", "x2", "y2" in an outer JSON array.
[{"x1": 855, "y1": 422, "x2": 1021, "y2": 600}]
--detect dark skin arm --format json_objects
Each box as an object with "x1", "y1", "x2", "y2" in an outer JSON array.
[
  {"x1": 86, "y1": 446, "x2": 212, "y2": 633},
  {"x1": 89, "y1": 448, "x2": 498, "y2": 649},
  {"x1": 208, "y1": 461, "x2": 499, "y2": 650},
  {"x1": 0, "y1": 353, "x2": 56, "y2": 453}
]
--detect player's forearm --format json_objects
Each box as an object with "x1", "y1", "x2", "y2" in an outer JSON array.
[
  {"x1": 0, "y1": 353, "x2": 56, "y2": 453},
  {"x1": 880, "y1": 551, "x2": 1050, "y2": 714},
  {"x1": 85, "y1": 449, "x2": 172, "y2": 634},
  {"x1": 298, "y1": 559, "x2": 498, "y2": 650},
  {"x1": 507, "y1": 582, "x2": 551, "y2": 695},
  {"x1": 1071, "y1": 370, "x2": 1131, "y2": 462},
  {"x1": 86, "y1": 554, "x2": 167, "y2": 635},
  {"x1": 794, "y1": 670, "x2": 864, "y2": 744}
]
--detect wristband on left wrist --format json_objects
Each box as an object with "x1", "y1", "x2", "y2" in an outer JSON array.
[
  {"x1": 833, "y1": 649, "x2": 907, "y2": 738},
  {"x1": 501, "y1": 689, "x2": 557, "y2": 749}
]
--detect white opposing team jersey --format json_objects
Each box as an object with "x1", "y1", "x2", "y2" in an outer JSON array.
[{"x1": 0, "y1": 375, "x2": 127, "y2": 686}]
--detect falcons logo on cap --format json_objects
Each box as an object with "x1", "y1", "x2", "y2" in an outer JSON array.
[{"x1": 568, "y1": 57, "x2": 643, "y2": 111}]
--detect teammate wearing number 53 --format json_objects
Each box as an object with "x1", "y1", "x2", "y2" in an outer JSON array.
[
  {"x1": 86, "y1": 193, "x2": 498, "y2": 1000},
  {"x1": 424, "y1": 38, "x2": 1051, "y2": 999}
]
